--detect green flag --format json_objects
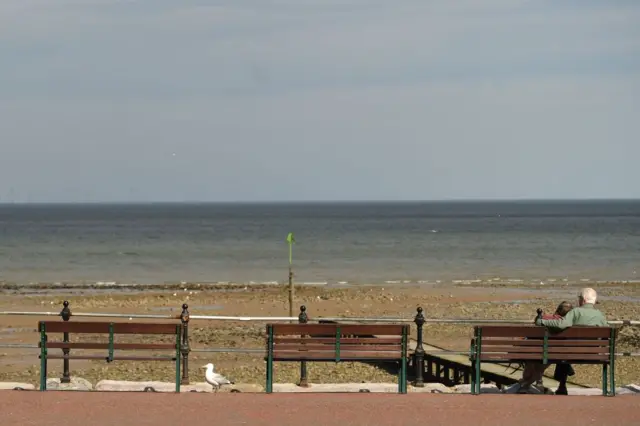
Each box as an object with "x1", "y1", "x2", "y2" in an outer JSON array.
[{"x1": 286, "y1": 232, "x2": 295, "y2": 265}]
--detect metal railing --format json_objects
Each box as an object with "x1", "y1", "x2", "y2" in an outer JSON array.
[
  {"x1": 3, "y1": 309, "x2": 636, "y2": 326},
  {"x1": 1, "y1": 301, "x2": 639, "y2": 388}
]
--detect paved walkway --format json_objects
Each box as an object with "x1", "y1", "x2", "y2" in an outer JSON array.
[{"x1": 2, "y1": 392, "x2": 639, "y2": 426}]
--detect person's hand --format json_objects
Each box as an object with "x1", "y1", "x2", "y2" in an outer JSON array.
[{"x1": 534, "y1": 308, "x2": 543, "y2": 325}]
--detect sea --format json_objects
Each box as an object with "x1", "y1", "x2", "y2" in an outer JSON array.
[{"x1": 0, "y1": 200, "x2": 639, "y2": 288}]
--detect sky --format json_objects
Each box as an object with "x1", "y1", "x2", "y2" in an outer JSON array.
[{"x1": 1, "y1": 0, "x2": 639, "y2": 203}]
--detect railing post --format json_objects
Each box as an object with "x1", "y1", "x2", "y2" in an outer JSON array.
[
  {"x1": 298, "y1": 305, "x2": 309, "y2": 387},
  {"x1": 60, "y1": 300, "x2": 71, "y2": 383},
  {"x1": 534, "y1": 308, "x2": 544, "y2": 388},
  {"x1": 413, "y1": 306, "x2": 425, "y2": 387},
  {"x1": 180, "y1": 303, "x2": 191, "y2": 385}
]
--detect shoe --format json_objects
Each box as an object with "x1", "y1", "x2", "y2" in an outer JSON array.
[
  {"x1": 555, "y1": 386, "x2": 568, "y2": 395},
  {"x1": 520, "y1": 384, "x2": 553, "y2": 395},
  {"x1": 502, "y1": 383, "x2": 522, "y2": 394},
  {"x1": 522, "y1": 385, "x2": 544, "y2": 394}
]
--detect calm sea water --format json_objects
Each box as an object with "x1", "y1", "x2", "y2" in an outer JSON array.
[{"x1": 0, "y1": 201, "x2": 639, "y2": 286}]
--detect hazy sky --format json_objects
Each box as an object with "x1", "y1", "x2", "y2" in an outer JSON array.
[{"x1": 1, "y1": 0, "x2": 639, "y2": 202}]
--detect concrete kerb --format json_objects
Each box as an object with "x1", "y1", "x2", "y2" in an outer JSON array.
[
  {"x1": 0, "y1": 382, "x2": 36, "y2": 391},
  {"x1": 94, "y1": 380, "x2": 264, "y2": 393},
  {"x1": 47, "y1": 377, "x2": 93, "y2": 391},
  {"x1": 2, "y1": 380, "x2": 640, "y2": 394}
]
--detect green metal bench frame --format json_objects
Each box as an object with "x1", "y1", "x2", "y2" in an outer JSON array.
[
  {"x1": 469, "y1": 325, "x2": 616, "y2": 396},
  {"x1": 265, "y1": 323, "x2": 409, "y2": 394},
  {"x1": 38, "y1": 321, "x2": 182, "y2": 392}
]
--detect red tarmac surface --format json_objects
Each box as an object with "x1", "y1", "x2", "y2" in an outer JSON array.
[{"x1": 2, "y1": 392, "x2": 639, "y2": 426}]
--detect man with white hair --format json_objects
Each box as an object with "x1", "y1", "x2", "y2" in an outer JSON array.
[
  {"x1": 503, "y1": 288, "x2": 608, "y2": 394},
  {"x1": 535, "y1": 288, "x2": 607, "y2": 329}
]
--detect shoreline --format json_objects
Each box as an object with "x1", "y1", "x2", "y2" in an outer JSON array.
[{"x1": 2, "y1": 278, "x2": 640, "y2": 294}]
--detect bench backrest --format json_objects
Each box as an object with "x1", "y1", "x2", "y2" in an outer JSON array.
[
  {"x1": 38, "y1": 321, "x2": 181, "y2": 335},
  {"x1": 266, "y1": 323, "x2": 409, "y2": 361},
  {"x1": 38, "y1": 321, "x2": 182, "y2": 360},
  {"x1": 472, "y1": 325, "x2": 616, "y2": 363}
]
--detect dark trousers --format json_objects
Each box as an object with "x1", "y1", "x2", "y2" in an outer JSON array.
[
  {"x1": 553, "y1": 362, "x2": 575, "y2": 387},
  {"x1": 533, "y1": 363, "x2": 574, "y2": 388}
]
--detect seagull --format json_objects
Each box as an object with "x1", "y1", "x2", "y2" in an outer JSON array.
[{"x1": 202, "y1": 363, "x2": 234, "y2": 392}]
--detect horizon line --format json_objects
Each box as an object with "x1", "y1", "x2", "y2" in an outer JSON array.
[{"x1": 1, "y1": 197, "x2": 639, "y2": 206}]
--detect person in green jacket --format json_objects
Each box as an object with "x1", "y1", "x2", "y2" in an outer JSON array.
[
  {"x1": 535, "y1": 288, "x2": 608, "y2": 330},
  {"x1": 503, "y1": 288, "x2": 608, "y2": 394}
]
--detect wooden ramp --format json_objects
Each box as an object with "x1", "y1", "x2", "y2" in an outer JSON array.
[{"x1": 410, "y1": 339, "x2": 589, "y2": 389}]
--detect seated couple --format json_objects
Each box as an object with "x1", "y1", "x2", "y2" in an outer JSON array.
[{"x1": 503, "y1": 287, "x2": 608, "y2": 395}]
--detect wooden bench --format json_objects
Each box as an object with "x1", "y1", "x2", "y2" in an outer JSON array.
[
  {"x1": 469, "y1": 325, "x2": 616, "y2": 396},
  {"x1": 265, "y1": 323, "x2": 409, "y2": 393},
  {"x1": 38, "y1": 321, "x2": 183, "y2": 392}
]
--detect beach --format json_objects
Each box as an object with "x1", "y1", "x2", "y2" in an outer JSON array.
[
  {"x1": 1, "y1": 281, "x2": 639, "y2": 388},
  {"x1": 1, "y1": 202, "x2": 639, "y2": 388}
]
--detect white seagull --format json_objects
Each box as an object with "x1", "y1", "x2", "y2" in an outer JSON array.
[{"x1": 202, "y1": 363, "x2": 234, "y2": 392}]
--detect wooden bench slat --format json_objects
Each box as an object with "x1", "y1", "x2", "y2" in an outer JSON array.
[
  {"x1": 272, "y1": 344, "x2": 401, "y2": 351},
  {"x1": 42, "y1": 342, "x2": 176, "y2": 350},
  {"x1": 270, "y1": 324, "x2": 406, "y2": 336},
  {"x1": 479, "y1": 339, "x2": 610, "y2": 347},
  {"x1": 479, "y1": 346, "x2": 609, "y2": 354},
  {"x1": 477, "y1": 326, "x2": 611, "y2": 339},
  {"x1": 333, "y1": 324, "x2": 407, "y2": 335},
  {"x1": 39, "y1": 321, "x2": 180, "y2": 335},
  {"x1": 46, "y1": 355, "x2": 176, "y2": 361},
  {"x1": 44, "y1": 355, "x2": 111, "y2": 360},
  {"x1": 273, "y1": 337, "x2": 402, "y2": 344},
  {"x1": 479, "y1": 353, "x2": 609, "y2": 362},
  {"x1": 272, "y1": 351, "x2": 402, "y2": 360},
  {"x1": 108, "y1": 356, "x2": 177, "y2": 361}
]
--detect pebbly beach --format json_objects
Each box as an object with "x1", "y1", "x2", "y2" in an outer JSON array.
[{"x1": 1, "y1": 280, "x2": 639, "y2": 390}]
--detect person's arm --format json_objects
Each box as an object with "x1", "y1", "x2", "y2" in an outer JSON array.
[
  {"x1": 542, "y1": 314, "x2": 562, "y2": 320},
  {"x1": 536, "y1": 309, "x2": 576, "y2": 329}
]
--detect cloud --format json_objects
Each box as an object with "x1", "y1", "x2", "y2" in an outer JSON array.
[
  {"x1": 3, "y1": 0, "x2": 639, "y2": 101},
  {"x1": 0, "y1": 0, "x2": 638, "y2": 201}
]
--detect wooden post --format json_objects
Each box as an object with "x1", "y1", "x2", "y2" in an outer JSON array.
[
  {"x1": 286, "y1": 232, "x2": 295, "y2": 319},
  {"x1": 288, "y1": 267, "x2": 294, "y2": 319}
]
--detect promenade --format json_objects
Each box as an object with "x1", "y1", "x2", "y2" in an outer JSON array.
[{"x1": 2, "y1": 392, "x2": 639, "y2": 426}]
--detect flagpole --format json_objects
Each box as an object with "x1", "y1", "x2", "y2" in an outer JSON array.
[
  {"x1": 288, "y1": 265, "x2": 294, "y2": 319},
  {"x1": 286, "y1": 233, "x2": 295, "y2": 319}
]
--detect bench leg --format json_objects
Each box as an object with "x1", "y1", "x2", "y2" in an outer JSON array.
[
  {"x1": 39, "y1": 329, "x2": 47, "y2": 391},
  {"x1": 470, "y1": 368, "x2": 475, "y2": 395},
  {"x1": 403, "y1": 356, "x2": 408, "y2": 394},
  {"x1": 602, "y1": 364, "x2": 608, "y2": 396},
  {"x1": 473, "y1": 359, "x2": 481, "y2": 395},
  {"x1": 610, "y1": 362, "x2": 616, "y2": 397},
  {"x1": 40, "y1": 356, "x2": 47, "y2": 391},
  {"x1": 266, "y1": 359, "x2": 273, "y2": 394},
  {"x1": 175, "y1": 355, "x2": 181, "y2": 393},
  {"x1": 399, "y1": 356, "x2": 407, "y2": 394}
]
